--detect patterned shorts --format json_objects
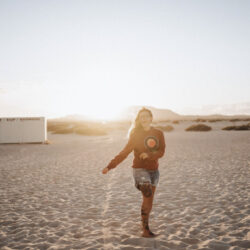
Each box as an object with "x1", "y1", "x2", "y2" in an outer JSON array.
[{"x1": 132, "y1": 168, "x2": 160, "y2": 190}]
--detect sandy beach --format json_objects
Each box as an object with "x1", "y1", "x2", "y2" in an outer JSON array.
[{"x1": 0, "y1": 125, "x2": 250, "y2": 249}]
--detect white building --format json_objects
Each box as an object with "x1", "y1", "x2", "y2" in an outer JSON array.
[{"x1": 0, "y1": 117, "x2": 47, "y2": 144}]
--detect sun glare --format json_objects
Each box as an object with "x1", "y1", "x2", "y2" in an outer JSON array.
[
  {"x1": 81, "y1": 103, "x2": 128, "y2": 121},
  {"x1": 50, "y1": 84, "x2": 133, "y2": 121}
]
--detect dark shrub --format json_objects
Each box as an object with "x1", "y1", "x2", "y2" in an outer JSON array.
[
  {"x1": 47, "y1": 122, "x2": 71, "y2": 132},
  {"x1": 222, "y1": 123, "x2": 250, "y2": 131},
  {"x1": 229, "y1": 119, "x2": 241, "y2": 122},
  {"x1": 194, "y1": 119, "x2": 207, "y2": 123},
  {"x1": 186, "y1": 124, "x2": 212, "y2": 132},
  {"x1": 208, "y1": 119, "x2": 223, "y2": 123},
  {"x1": 47, "y1": 120, "x2": 108, "y2": 136},
  {"x1": 229, "y1": 118, "x2": 250, "y2": 122}
]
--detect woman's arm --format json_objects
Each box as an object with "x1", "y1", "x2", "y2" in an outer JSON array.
[{"x1": 104, "y1": 134, "x2": 134, "y2": 172}]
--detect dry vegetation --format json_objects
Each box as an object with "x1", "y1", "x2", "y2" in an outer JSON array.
[
  {"x1": 222, "y1": 123, "x2": 250, "y2": 131},
  {"x1": 48, "y1": 121, "x2": 103, "y2": 136},
  {"x1": 208, "y1": 119, "x2": 224, "y2": 123},
  {"x1": 47, "y1": 120, "x2": 132, "y2": 136},
  {"x1": 47, "y1": 117, "x2": 250, "y2": 135},
  {"x1": 192, "y1": 118, "x2": 250, "y2": 123},
  {"x1": 186, "y1": 124, "x2": 212, "y2": 132},
  {"x1": 229, "y1": 118, "x2": 250, "y2": 122},
  {"x1": 194, "y1": 118, "x2": 207, "y2": 123},
  {"x1": 172, "y1": 120, "x2": 179, "y2": 124}
]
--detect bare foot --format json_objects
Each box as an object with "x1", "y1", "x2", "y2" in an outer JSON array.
[{"x1": 141, "y1": 230, "x2": 157, "y2": 238}]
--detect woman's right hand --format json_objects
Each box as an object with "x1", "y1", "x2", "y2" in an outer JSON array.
[
  {"x1": 139, "y1": 152, "x2": 149, "y2": 160},
  {"x1": 102, "y1": 167, "x2": 109, "y2": 174}
]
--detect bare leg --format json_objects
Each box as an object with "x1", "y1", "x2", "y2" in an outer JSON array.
[{"x1": 139, "y1": 183, "x2": 156, "y2": 237}]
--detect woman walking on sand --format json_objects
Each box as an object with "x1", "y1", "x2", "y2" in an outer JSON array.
[{"x1": 102, "y1": 107, "x2": 166, "y2": 238}]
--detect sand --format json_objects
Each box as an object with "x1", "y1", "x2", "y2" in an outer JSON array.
[{"x1": 0, "y1": 125, "x2": 250, "y2": 249}]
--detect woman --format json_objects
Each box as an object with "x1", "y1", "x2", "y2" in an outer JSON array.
[{"x1": 102, "y1": 107, "x2": 166, "y2": 238}]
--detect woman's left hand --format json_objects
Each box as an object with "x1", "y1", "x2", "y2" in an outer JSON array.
[
  {"x1": 139, "y1": 152, "x2": 149, "y2": 160},
  {"x1": 102, "y1": 167, "x2": 109, "y2": 174}
]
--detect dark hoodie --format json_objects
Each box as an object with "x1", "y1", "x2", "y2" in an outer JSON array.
[{"x1": 106, "y1": 127, "x2": 165, "y2": 171}]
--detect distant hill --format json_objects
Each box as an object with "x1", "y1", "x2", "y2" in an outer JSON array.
[
  {"x1": 181, "y1": 114, "x2": 250, "y2": 120},
  {"x1": 178, "y1": 102, "x2": 250, "y2": 116},
  {"x1": 119, "y1": 106, "x2": 250, "y2": 121},
  {"x1": 118, "y1": 106, "x2": 181, "y2": 121},
  {"x1": 50, "y1": 105, "x2": 250, "y2": 122}
]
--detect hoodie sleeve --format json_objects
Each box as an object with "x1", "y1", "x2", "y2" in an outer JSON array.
[
  {"x1": 106, "y1": 134, "x2": 134, "y2": 170},
  {"x1": 147, "y1": 130, "x2": 165, "y2": 161}
]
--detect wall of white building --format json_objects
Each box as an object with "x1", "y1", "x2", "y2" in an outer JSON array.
[{"x1": 0, "y1": 117, "x2": 47, "y2": 143}]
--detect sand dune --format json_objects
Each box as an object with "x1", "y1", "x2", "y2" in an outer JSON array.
[{"x1": 0, "y1": 129, "x2": 249, "y2": 249}]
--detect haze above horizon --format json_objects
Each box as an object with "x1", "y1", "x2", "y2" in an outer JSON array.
[{"x1": 0, "y1": 0, "x2": 250, "y2": 120}]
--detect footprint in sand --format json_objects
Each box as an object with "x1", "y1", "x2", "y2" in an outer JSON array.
[{"x1": 101, "y1": 171, "x2": 115, "y2": 249}]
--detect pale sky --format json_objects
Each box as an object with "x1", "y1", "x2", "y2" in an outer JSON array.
[{"x1": 0, "y1": 0, "x2": 250, "y2": 120}]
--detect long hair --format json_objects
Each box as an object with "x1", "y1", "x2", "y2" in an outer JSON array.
[{"x1": 127, "y1": 107, "x2": 153, "y2": 138}]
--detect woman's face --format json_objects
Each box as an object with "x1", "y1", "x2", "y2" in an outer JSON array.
[{"x1": 138, "y1": 111, "x2": 152, "y2": 128}]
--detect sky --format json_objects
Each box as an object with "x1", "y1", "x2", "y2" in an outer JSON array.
[{"x1": 0, "y1": 0, "x2": 250, "y2": 120}]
